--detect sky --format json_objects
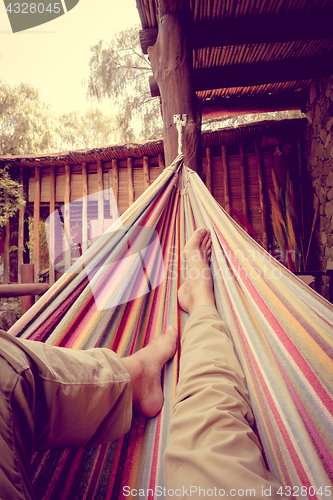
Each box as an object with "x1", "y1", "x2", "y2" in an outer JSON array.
[{"x1": 0, "y1": 0, "x2": 141, "y2": 116}]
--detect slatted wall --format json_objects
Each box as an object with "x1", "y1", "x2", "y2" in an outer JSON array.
[
  {"x1": 27, "y1": 156, "x2": 165, "y2": 285},
  {"x1": 202, "y1": 141, "x2": 277, "y2": 250},
  {"x1": 4, "y1": 120, "x2": 306, "y2": 287}
]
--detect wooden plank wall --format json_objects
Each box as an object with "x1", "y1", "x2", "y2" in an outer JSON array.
[
  {"x1": 8, "y1": 135, "x2": 301, "y2": 286},
  {"x1": 24, "y1": 156, "x2": 165, "y2": 284},
  {"x1": 203, "y1": 141, "x2": 272, "y2": 249}
]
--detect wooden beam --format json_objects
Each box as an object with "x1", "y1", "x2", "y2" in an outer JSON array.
[
  {"x1": 64, "y1": 165, "x2": 71, "y2": 271},
  {"x1": 33, "y1": 166, "x2": 40, "y2": 283},
  {"x1": 140, "y1": 28, "x2": 158, "y2": 54},
  {"x1": 49, "y1": 165, "x2": 56, "y2": 285},
  {"x1": 148, "y1": 0, "x2": 202, "y2": 173},
  {"x1": 110, "y1": 160, "x2": 118, "y2": 221},
  {"x1": 0, "y1": 283, "x2": 49, "y2": 298},
  {"x1": 221, "y1": 145, "x2": 230, "y2": 214},
  {"x1": 255, "y1": 140, "x2": 268, "y2": 250},
  {"x1": 108, "y1": 169, "x2": 113, "y2": 221},
  {"x1": 150, "y1": 53, "x2": 333, "y2": 97},
  {"x1": 139, "y1": 8, "x2": 333, "y2": 53},
  {"x1": 82, "y1": 163, "x2": 88, "y2": 253},
  {"x1": 18, "y1": 167, "x2": 25, "y2": 284},
  {"x1": 112, "y1": 159, "x2": 119, "y2": 208},
  {"x1": 201, "y1": 90, "x2": 308, "y2": 118},
  {"x1": 127, "y1": 158, "x2": 134, "y2": 206},
  {"x1": 143, "y1": 156, "x2": 150, "y2": 190},
  {"x1": 149, "y1": 75, "x2": 160, "y2": 98},
  {"x1": 21, "y1": 263, "x2": 34, "y2": 314},
  {"x1": 193, "y1": 53, "x2": 333, "y2": 92},
  {"x1": 158, "y1": 153, "x2": 165, "y2": 170},
  {"x1": 3, "y1": 221, "x2": 10, "y2": 284},
  {"x1": 191, "y1": 10, "x2": 333, "y2": 46},
  {"x1": 239, "y1": 143, "x2": 248, "y2": 221},
  {"x1": 97, "y1": 160, "x2": 104, "y2": 237},
  {"x1": 23, "y1": 210, "x2": 29, "y2": 264},
  {"x1": 205, "y1": 147, "x2": 212, "y2": 194}
]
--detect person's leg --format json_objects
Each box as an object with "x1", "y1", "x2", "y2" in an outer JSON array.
[
  {"x1": 0, "y1": 327, "x2": 177, "y2": 500},
  {"x1": 164, "y1": 228, "x2": 285, "y2": 500},
  {"x1": 122, "y1": 328, "x2": 177, "y2": 417},
  {"x1": 0, "y1": 354, "x2": 36, "y2": 500}
]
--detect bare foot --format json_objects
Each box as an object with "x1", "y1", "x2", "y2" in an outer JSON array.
[
  {"x1": 122, "y1": 326, "x2": 178, "y2": 417},
  {"x1": 178, "y1": 228, "x2": 215, "y2": 315}
]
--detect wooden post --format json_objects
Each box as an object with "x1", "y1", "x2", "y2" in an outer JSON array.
[
  {"x1": 64, "y1": 165, "x2": 71, "y2": 270},
  {"x1": 148, "y1": 0, "x2": 202, "y2": 173},
  {"x1": 239, "y1": 142, "x2": 249, "y2": 220},
  {"x1": 3, "y1": 221, "x2": 10, "y2": 284},
  {"x1": 143, "y1": 156, "x2": 150, "y2": 190},
  {"x1": 108, "y1": 169, "x2": 116, "y2": 222},
  {"x1": 112, "y1": 159, "x2": 119, "y2": 209},
  {"x1": 158, "y1": 153, "x2": 165, "y2": 170},
  {"x1": 255, "y1": 140, "x2": 268, "y2": 250},
  {"x1": 49, "y1": 165, "x2": 56, "y2": 285},
  {"x1": 18, "y1": 167, "x2": 25, "y2": 284},
  {"x1": 82, "y1": 163, "x2": 88, "y2": 253},
  {"x1": 221, "y1": 145, "x2": 230, "y2": 214},
  {"x1": 127, "y1": 158, "x2": 134, "y2": 206},
  {"x1": 206, "y1": 147, "x2": 212, "y2": 194},
  {"x1": 97, "y1": 160, "x2": 104, "y2": 237},
  {"x1": 33, "y1": 166, "x2": 40, "y2": 283},
  {"x1": 21, "y1": 263, "x2": 34, "y2": 314}
]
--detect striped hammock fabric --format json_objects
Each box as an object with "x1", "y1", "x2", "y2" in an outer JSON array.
[{"x1": 10, "y1": 156, "x2": 333, "y2": 500}]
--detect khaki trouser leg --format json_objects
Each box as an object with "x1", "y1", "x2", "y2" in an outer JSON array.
[
  {"x1": 164, "y1": 306, "x2": 284, "y2": 500},
  {"x1": 0, "y1": 330, "x2": 132, "y2": 500}
]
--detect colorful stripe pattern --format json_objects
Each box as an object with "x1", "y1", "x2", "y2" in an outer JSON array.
[{"x1": 10, "y1": 156, "x2": 333, "y2": 499}]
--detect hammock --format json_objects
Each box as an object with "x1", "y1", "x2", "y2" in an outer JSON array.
[{"x1": 9, "y1": 156, "x2": 333, "y2": 499}]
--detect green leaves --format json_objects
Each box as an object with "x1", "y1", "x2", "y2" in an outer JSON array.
[
  {"x1": 0, "y1": 82, "x2": 131, "y2": 154},
  {"x1": 85, "y1": 26, "x2": 163, "y2": 141},
  {"x1": 0, "y1": 166, "x2": 25, "y2": 228},
  {"x1": 0, "y1": 83, "x2": 58, "y2": 155},
  {"x1": 58, "y1": 108, "x2": 119, "y2": 150}
]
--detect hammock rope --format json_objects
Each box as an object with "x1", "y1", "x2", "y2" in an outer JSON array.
[{"x1": 10, "y1": 156, "x2": 333, "y2": 499}]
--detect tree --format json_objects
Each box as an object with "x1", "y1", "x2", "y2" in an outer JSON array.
[
  {"x1": 0, "y1": 83, "x2": 59, "y2": 155},
  {"x1": 0, "y1": 166, "x2": 25, "y2": 228},
  {"x1": 0, "y1": 82, "x2": 126, "y2": 155},
  {"x1": 85, "y1": 26, "x2": 163, "y2": 142},
  {"x1": 85, "y1": 27, "x2": 302, "y2": 144},
  {"x1": 58, "y1": 108, "x2": 119, "y2": 150}
]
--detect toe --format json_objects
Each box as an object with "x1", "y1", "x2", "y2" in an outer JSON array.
[
  {"x1": 192, "y1": 227, "x2": 208, "y2": 245},
  {"x1": 202, "y1": 231, "x2": 209, "y2": 245},
  {"x1": 204, "y1": 231, "x2": 211, "y2": 246},
  {"x1": 164, "y1": 326, "x2": 178, "y2": 350},
  {"x1": 166, "y1": 325, "x2": 178, "y2": 336}
]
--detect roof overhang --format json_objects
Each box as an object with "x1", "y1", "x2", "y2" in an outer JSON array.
[{"x1": 136, "y1": 0, "x2": 333, "y2": 115}]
